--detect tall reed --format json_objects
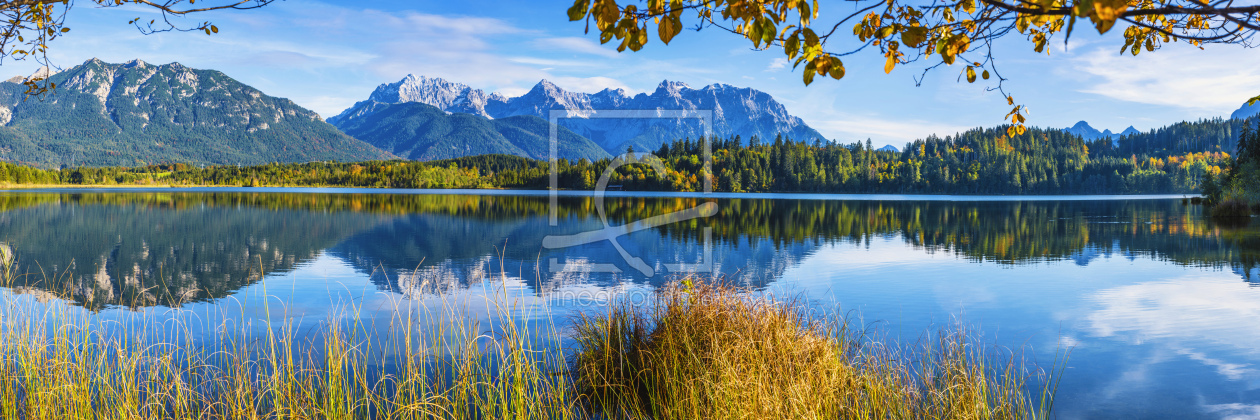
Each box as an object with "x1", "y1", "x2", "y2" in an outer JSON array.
[
  {"x1": 0, "y1": 260, "x2": 1061, "y2": 419},
  {"x1": 0, "y1": 259, "x2": 582, "y2": 420}
]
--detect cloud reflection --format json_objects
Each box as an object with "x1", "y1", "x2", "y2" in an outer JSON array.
[{"x1": 1085, "y1": 275, "x2": 1260, "y2": 383}]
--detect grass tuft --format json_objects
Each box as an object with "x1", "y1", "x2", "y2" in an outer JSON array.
[
  {"x1": 572, "y1": 279, "x2": 1060, "y2": 420},
  {"x1": 1211, "y1": 198, "x2": 1253, "y2": 218}
]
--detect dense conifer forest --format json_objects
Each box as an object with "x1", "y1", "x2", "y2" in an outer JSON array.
[{"x1": 0, "y1": 123, "x2": 1233, "y2": 195}]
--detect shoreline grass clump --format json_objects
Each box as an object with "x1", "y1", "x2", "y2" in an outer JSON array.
[
  {"x1": 572, "y1": 279, "x2": 1060, "y2": 420},
  {"x1": 1210, "y1": 198, "x2": 1253, "y2": 218}
]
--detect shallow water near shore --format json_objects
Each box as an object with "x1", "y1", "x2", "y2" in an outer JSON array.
[{"x1": 0, "y1": 188, "x2": 1254, "y2": 419}]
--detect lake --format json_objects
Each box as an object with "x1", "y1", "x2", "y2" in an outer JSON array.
[{"x1": 0, "y1": 188, "x2": 1256, "y2": 419}]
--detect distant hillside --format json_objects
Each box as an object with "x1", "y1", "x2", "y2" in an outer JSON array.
[
  {"x1": 331, "y1": 75, "x2": 826, "y2": 156},
  {"x1": 1116, "y1": 126, "x2": 1141, "y2": 137},
  {"x1": 333, "y1": 102, "x2": 609, "y2": 161},
  {"x1": 1232, "y1": 100, "x2": 1260, "y2": 120},
  {"x1": 1064, "y1": 121, "x2": 1139, "y2": 141},
  {"x1": 0, "y1": 58, "x2": 394, "y2": 168},
  {"x1": 1087, "y1": 118, "x2": 1247, "y2": 158},
  {"x1": 1054, "y1": 97, "x2": 1260, "y2": 156},
  {"x1": 1064, "y1": 121, "x2": 1105, "y2": 140}
]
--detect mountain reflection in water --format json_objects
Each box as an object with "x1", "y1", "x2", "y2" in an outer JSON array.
[{"x1": 0, "y1": 191, "x2": 1253, "y2": 310}]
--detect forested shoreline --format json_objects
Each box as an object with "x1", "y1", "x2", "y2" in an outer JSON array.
[{"x1": 0, "y1": 124, "x2": 1236, "y2": 195}]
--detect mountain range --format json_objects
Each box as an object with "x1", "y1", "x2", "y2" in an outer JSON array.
[
  {"x1": 1066, "y1": 98, "x2": 1260, "y2": 143},
  {"x1": 1063, "y1": 121, "x2": 1141, "y2": 142},
  {"x1": 330, "y1": 75, "x2": 826, "y2": 156},
  {"x1": 0, "y1": 59, "x2": 393, "y2": 168},
  {"x1": 332, "y1": 101, "x2": 609, "y2": 161}
]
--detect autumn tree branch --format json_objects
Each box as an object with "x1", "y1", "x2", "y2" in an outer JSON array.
[
  {"x1": 567, "y1": 0, "x2": 1260, "y2": 136},
  {"x1": 0, "y1": 0, "x2": 277, "y2": 96}
]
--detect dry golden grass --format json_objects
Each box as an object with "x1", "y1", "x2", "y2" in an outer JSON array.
[
  {"x1": 0, "y1": 251, "x2": 1060, "y2": 420},
  {"x1": 571, "y1": 279, "x2": 1062, "y2": 420}
]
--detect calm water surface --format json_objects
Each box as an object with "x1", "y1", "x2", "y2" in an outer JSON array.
[{"x1": 0, "y1": 189, "x2": 1257, "y2": 419}]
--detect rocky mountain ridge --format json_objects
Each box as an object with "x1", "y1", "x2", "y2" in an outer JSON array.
[
  {"x1": 330, "y1": 75, "x2": 826, "y2": 155},
  {"x1": 0, "y1": 58, "x2": 394, "y2": 167}
]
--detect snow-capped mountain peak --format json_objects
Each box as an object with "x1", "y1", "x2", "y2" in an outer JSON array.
[
  {"x1": 655, "y1": 80, "x2": 691, "y2": 95},
  {"x1": 367, "y1": 75, "x2": 471, "y2": 110},
  {"x1": 332, "y1": 75, "x2": 826, "y2": 154},
  {"x1": 525, "y1": 80, "x2": 587, "y2": 102},
  {"x1": 532, "y1": 79, "x2": 561, "y2": 93}
]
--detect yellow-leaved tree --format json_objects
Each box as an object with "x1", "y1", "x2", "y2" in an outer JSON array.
[
  {"x1": 0, "y1": 0, "x2": 275, "y2": 94},
  {"x1": 566, "y1": 0, "x2": 1260, "y2": 135}
]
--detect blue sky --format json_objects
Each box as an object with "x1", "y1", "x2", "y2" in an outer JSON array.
[{"x1": 10, "y1": 0, "x2": 1260, "y2": 148}]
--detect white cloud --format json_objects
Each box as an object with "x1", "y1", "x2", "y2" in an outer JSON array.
[
  {"x1": 549, "y1": 76, "x2": 637, "y2": 94},
  {"x1": 1073, "y1": 44, "x2": 1260, "y2": 113},
  {"x1": 767, "y1": 58, "x2": 788, "y2": 71},
  {"x1": 495, "y1": 86, "x2": 530, "y2": 98},
  {"x1": 301, "y1": 95, "x2": 367, "y2": 117},
  {"x1": 507, "y1": 56, "x2": 601, "y2": 68},
  {"x1": 533, "y1": 37, "x2": 621, "y2": 58},
  {"x1": 341, "y1": 11, "x2": 546, "y2": 86},
  {"x1": 808, "y1": 112, "x2": 971, "y2": 145}
]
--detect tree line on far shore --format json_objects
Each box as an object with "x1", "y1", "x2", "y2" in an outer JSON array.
[{"x1": 0, "y1": 123, "x2": 1236, "y2": 195}]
